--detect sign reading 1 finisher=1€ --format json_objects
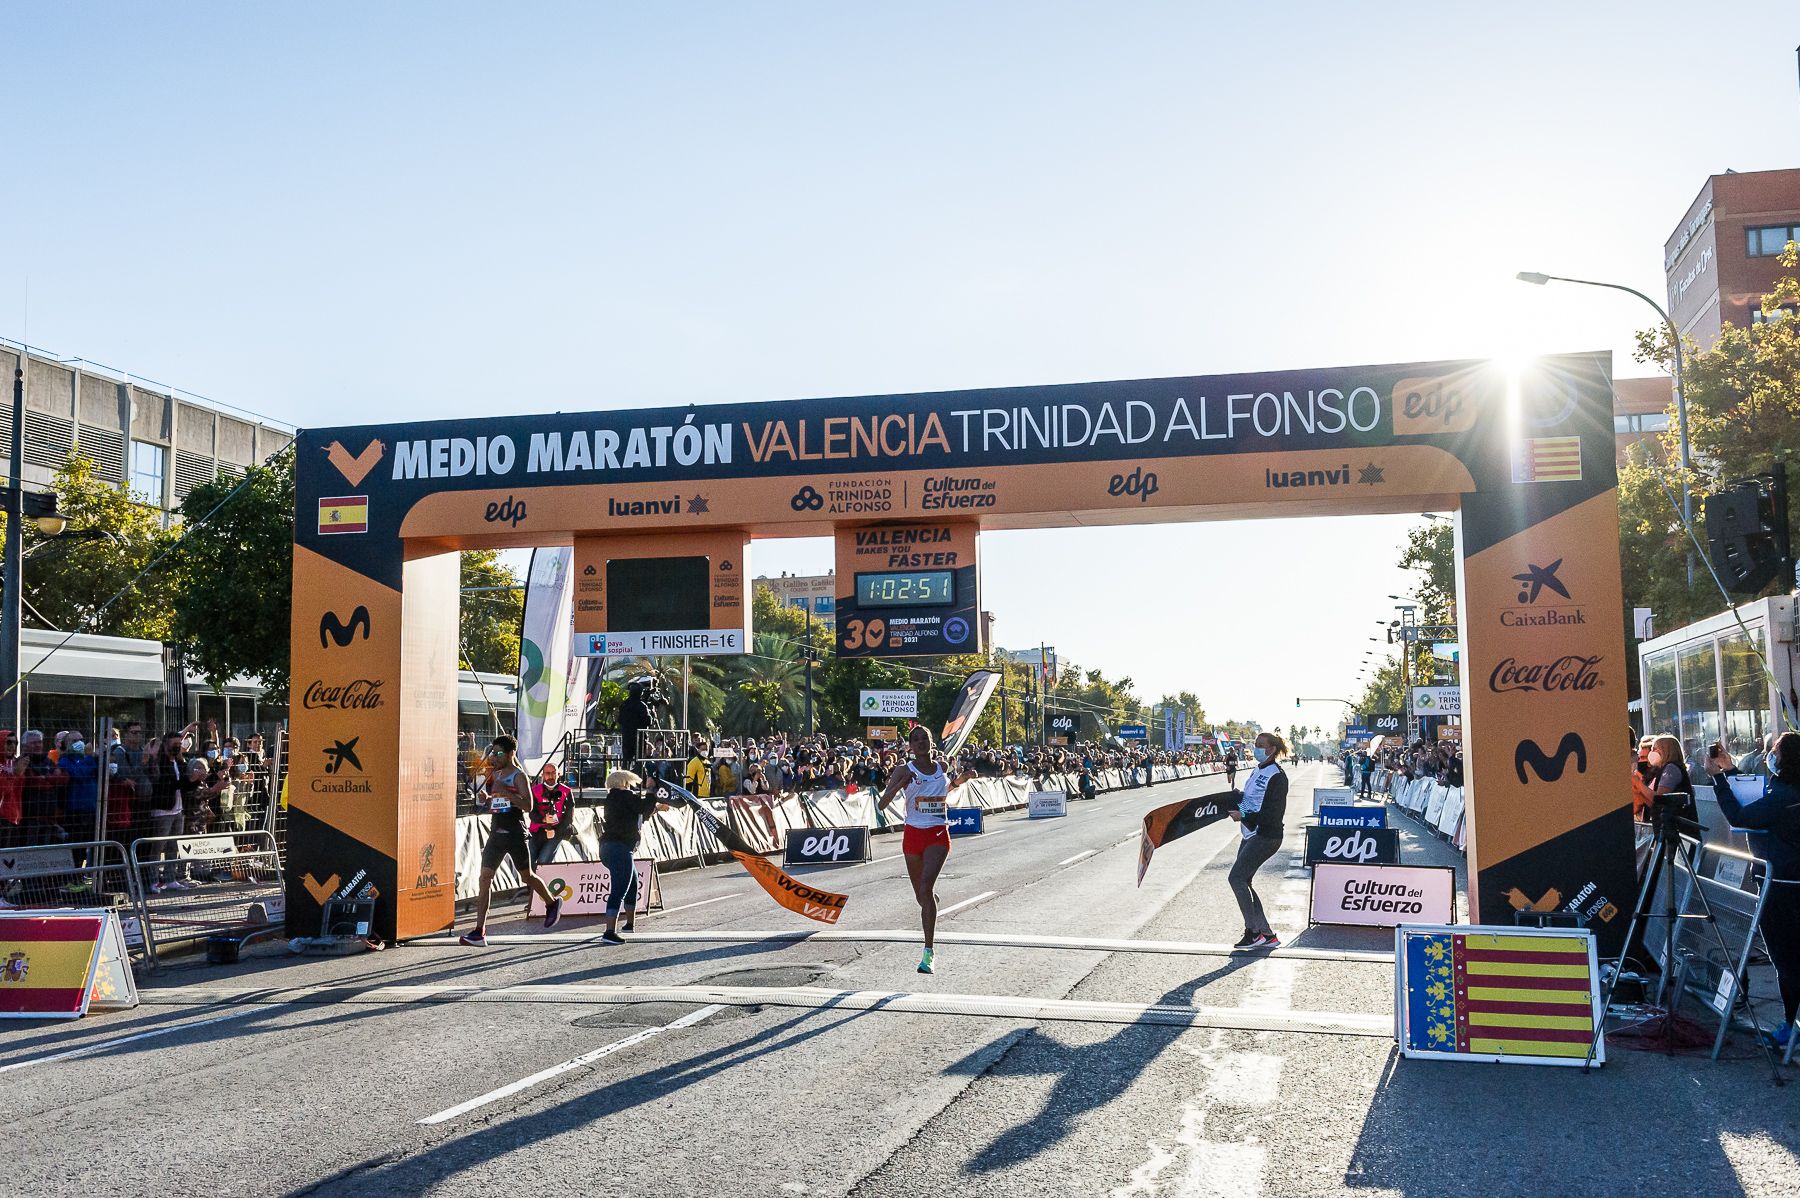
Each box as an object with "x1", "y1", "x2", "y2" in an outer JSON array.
[{"x1": 833, "y1": 521, "x2": 982, "y2": 658}]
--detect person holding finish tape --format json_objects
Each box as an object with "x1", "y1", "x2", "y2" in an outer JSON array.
[{"x1": 1228, "y1": 731, "x2": 1289, "y2": 951}]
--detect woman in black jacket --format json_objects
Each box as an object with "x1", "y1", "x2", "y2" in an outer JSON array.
[
  {"x1": 598, "y1": 769, "x2": 667, "y2": 945},
  {"x1": 1228, "y1": 732, "x2": 1290, "y2": 951},
  {"x1": 1705, "y1": 733, "x2": 1800, "y2": 1052}
]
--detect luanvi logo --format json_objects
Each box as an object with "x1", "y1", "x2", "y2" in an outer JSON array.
[
  {"x1": 319, "y1": 606, "x2": 371, "y2": 649},
  {"x1": 1107, "y1": 467, "x2": 1159, "y2": 502},
  {"x1": 323, "y1": 439, "x2": 385, "y2": 487},
  {"x1": 1265, "y1": 463, "x2": 1349, "y2": 489},
  {"x1": 1488, "y1": 655, "x2": 1603, "y2": 694},
  {"x1": 1514, "y1": 733, "x2": 1587, "y2": 784}
]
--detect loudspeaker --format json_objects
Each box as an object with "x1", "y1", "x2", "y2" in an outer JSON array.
[{"x1": 1705, "y1": 480, "x2": 1782, "y2": 595}]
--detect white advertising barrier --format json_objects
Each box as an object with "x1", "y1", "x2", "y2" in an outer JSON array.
[
  {"x1": 526, "y1": 859, "x2": 662, "y2": 916},
  {"x1": 1027, "y1": 791, "x2": 1068, "y2": 819},
  {"x1": 1310, "y1": 863, "x2": 1457, "y2": 929}
]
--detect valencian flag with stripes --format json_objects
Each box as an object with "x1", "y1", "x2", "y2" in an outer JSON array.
[
  {"x1": 1402, "y1": 929, "x2": 1600, "y2": 1062},
  {"x1": 0, "y1": 913, "x2": 107, "y2": 1018}
]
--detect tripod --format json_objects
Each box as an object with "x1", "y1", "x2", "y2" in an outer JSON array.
[{"x1": 1590, "y1": 793, "x2": 1778, "y2": 1075}]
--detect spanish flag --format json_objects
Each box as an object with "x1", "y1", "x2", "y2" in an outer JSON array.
[
  {"x1": 318, "y1": 495, "x2": 369, "y2": 535},
  {"x1": 0, "y1": 914, "x2": 105, "y2": 1017}
]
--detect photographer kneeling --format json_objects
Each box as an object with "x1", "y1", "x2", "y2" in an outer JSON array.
[{"x1": 1704, "y1": 734, "x2": 1800, "y2": 1052}]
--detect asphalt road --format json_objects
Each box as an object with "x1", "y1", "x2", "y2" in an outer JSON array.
[{"x1": 4, "y1": 764, "x2": 1797, "y2": 1197}]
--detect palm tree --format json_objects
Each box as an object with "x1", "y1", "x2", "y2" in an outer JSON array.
[{"x1": 722, "y1": 633, "x2": 805, "y2": 735}]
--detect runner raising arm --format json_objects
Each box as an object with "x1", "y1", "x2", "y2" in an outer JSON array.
[{"x1": 878, "y1": 725, "x2": 977, "y2": 975}]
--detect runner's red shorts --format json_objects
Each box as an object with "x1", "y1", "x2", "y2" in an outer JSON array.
[{"x1": 902, "y1": 824, "x2": 951, "y2": 855}]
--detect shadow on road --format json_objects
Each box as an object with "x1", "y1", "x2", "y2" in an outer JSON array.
[{"x1": 952, "y1": 954, "x2": 1265, "y2": 1174}]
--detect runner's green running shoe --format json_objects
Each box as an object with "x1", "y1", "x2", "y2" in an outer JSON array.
[{"x1": 918, "y1": 949, "x2": 935, "y2": 974}]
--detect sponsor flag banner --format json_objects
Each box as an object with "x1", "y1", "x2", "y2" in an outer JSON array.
[
  {"x1": 316, "y1": 495, "x2": 369, "y2": 535},
  {"x1": 660, "y1": 781, "x2": 848, "y2": 924},
  {"x1": 1137, "y1": 793, "x2": 1239, "y2": 886},
  {"x1": 516, "y1": 547, "x2": 583, "y2": 772},
  {"x1": 1397, "y1": 924, "x2": 1602, "y2": 1066},
  {"x1": 939, "y1": 670, "x2": 1001, "y2": 757},
  {"x1": 0, "y1": 911, "x2": 110, "y2": 1019}
]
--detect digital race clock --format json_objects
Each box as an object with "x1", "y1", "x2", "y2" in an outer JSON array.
[{"x1": 855, "y1": 570, "x2": 955, "y2": 608}]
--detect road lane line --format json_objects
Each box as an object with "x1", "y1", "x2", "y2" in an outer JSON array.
[
  {"x1": 140, "y1": 983, "x2": 1391, "y2": 1037},
  {"x1": 654, "y1": 893, "x2": 743, "y2": 915},
  {"x1": 938, "y1": 890, "x2": 997, "y2": 917},
  {"x1": 0, "y1": 1011, "x2": 258, "y2": 1075},
  {"x1": 1057, "y1": 849, "x2": 1098, "y2": 866},
  {"x1": 418, "y1": 1003, "x2": 725, "y2": 1125},
  {"x1": 406, "y1": 928, "x2": 1394, "y2": 962}
]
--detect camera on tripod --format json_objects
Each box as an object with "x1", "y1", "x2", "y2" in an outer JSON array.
[{"x1": 1649, "y1": 791, "x2": 1703, "y2": 839}]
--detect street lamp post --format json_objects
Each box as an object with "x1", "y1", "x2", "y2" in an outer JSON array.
[
  {"x1": 0, "y1": 359, "x2": 21, "y2": 739},
  {"x1": 1517, "y1": 270, "x2": 1694, "y2": 580}
]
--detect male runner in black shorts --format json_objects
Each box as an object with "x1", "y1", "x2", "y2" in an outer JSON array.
[{"x1": 460, "y1": 734, "x2": 561, "y2": 945}]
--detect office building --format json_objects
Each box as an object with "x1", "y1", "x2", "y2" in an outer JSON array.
[{"x1": 1665, "y1": 167, "x2": 1800, "y2": 351}]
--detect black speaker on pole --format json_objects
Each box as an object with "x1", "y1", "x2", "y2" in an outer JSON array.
[{"x1": 1704, "y1": 476, "x2": 1782, "y2": 595}]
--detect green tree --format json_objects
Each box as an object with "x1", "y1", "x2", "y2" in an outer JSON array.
[
  {"x1": 459, "y1": 549, "x2": 524, "y2": 675},
  {"x1": 170, "y1": 447, "x2": 295, "y2": 699},
  {"x1": 10, "y1": 454, "x2": 177, "y2": 639},
  {"x1": 1622, "y1": 243, "x2": 1800, "y2": 628},
  {"x1": 615, "y1": 655, "x2": 726, "y2": 733},
  {"x1": 723, "y1": 633, "x2": 805, "y2": 734}
]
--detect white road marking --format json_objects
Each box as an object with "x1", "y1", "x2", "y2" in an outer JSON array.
[
  {"x1": 409, "y1": 928, "x2": 1393, "y2": 963},
  {"x1": 0, "y1": 1011, "x2": 257, "y2": 1075},
  {"x1": 1057, "y1": 849, "x2": 1098, "y2": 866},
  {"x1": 418, "y1": 1003, "x2": 725, "y2": 1125},
  {"x1": 937, "y1": 890, "x2": 997, "y2": 916},
  {"x1": 653, "y1": 893, "x2": 742, "y2": 916},
  {"x1": 139, "y1": 982, "x2": 1392, "y2": 1036}
]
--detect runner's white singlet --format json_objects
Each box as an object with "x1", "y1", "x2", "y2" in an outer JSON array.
[{"x1": 903, "y1": 761, "x2": 949, "y2": 827}]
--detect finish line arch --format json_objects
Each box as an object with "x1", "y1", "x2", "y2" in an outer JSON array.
[{"x1": 288, "y1": 352, "x2": 1631, "y2": 949}]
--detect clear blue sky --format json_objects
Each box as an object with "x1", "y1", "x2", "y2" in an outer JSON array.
[{"x1": 5, "y1": 4, "x2": 1795, "y2": 730}]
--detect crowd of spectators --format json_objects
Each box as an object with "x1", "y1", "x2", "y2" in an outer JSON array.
[
  {"x1": 1344, "y1": 739, "x2": 1464, "y2": 796},
  {"x1": 0, "y1": 719, "x2": 275, "y2": 893}
]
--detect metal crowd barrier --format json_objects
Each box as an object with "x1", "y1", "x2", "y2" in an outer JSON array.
[
  {"x1": 1665, "y1": 839, "x2": 1795, "y2": 1062},
  {"x1": 0, "y1": 838, "x2": 147, "y2": 952},
  {"x1": 129, "y1": 830, "x2": 285, "y2": 965}
]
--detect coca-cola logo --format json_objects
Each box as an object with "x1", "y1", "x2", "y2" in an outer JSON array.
[
  {"x1": 1487, "y1": 655, "x2": 1602, "y2": 694},
  {"x1": 303, "y1": 678, "x2": 387, "y2": 710}
]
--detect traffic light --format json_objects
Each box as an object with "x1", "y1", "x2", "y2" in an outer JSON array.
[{"x1": 1705, "y1": 468, "x2": 1790, "y2": 595}]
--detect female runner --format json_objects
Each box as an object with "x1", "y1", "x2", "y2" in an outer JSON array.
[{"x1": 879, "y1": 725, "x2": 977, "y2": 974}]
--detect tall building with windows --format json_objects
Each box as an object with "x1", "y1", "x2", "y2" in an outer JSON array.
[
  {"x1": 756, "y1": 571, "x2": 837, "y2": 629},
  {"x1": 1, "y1": 339, "x2": 293, "y2": 519},
  {"x1": 1665, "y1": 167, "x2": 1800, "y2": 350}
]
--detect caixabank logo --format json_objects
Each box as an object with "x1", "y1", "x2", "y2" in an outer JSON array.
[{"x1": 1501, "y1": 559, "x2": 1586, "y2": 627}]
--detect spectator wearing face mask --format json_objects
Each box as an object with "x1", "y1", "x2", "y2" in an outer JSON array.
[{"x1": 60, "y1": 735, "x2": 101, "y2": 860}]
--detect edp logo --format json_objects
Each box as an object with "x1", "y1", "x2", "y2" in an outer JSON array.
[
  {"x1": 1324, "y1": 831, "x2": 1381, "y2": 864},
  {"x1": 484, "y1": 495, "x2": 528, "y2": 527},
  {"x1": 801, "y1": 832, "x2": 852, "y2": 860},
  {"x1": 1108, "y1": 467, "x2": 1159, "y2": 503}
]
